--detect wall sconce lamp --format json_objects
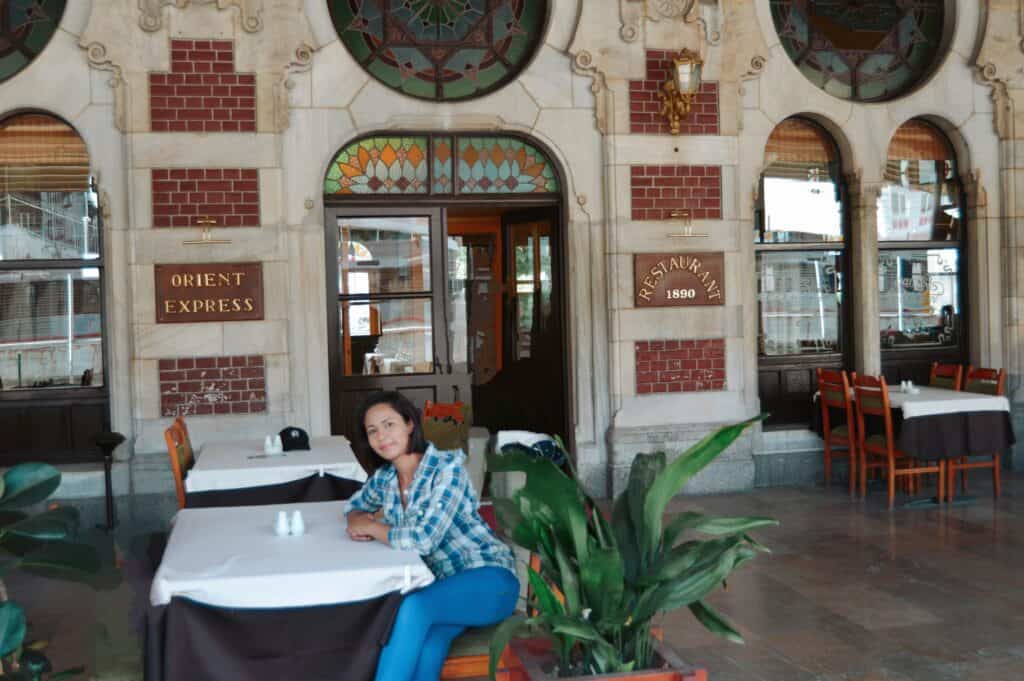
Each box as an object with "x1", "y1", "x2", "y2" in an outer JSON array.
[{"x1": 658, "y1": 48, "x2": 704, "y2": 135}]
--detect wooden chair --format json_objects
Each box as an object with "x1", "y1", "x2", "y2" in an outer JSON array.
[
  {"x1": 817, "y1": 368, "x2": 857, "y2": 494},
  {"x1": 438, "y1": 553, "x2": 541, "y2": 680},
  {"x1": 929, "y1": 362, "x2": 963, "y2": 390},
  {"x1": 163, "y1": 417, "x2": 195, "y2": 508},
  {"x1": 854, "y1": 374, "x2": 945, "y2": 509},
  {"x1": 947, "y1": 367, "x2": 1006, "y2": 500}
]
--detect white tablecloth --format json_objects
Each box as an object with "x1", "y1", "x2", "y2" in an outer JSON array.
[
  {"x1": 888, "y1": 386, "x2": 1010, "y2": 419},
  {"x1": 151, "y1": 501, "x2": 434, "y2": 607},
  {"x1": 185, "y1": 435, "x2": 367, "y2": 492}
]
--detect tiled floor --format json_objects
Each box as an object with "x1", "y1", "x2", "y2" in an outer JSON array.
[{"x1": 7, "y1": 472, "x2": 1023, "y2": 680}]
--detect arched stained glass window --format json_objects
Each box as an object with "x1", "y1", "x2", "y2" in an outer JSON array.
[
  {"x1": 769, "y1": 0, "x2": 948, "y2": 102},
  {"x1": 1, "y1": 1, "x2": 65, "y2": 85},
  {"x1": 328, "y1": 0, "x2": 548, "y2": 101},
  {"x1": 325, "y1": 133, "x2": 559, "y2": 196}
]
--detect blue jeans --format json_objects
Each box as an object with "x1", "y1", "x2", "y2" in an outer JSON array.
[{"x1": 374, "y1": 566, "x2": 519, "y2": 681}]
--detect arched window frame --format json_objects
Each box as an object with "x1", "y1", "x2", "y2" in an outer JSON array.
[
  {"x1": 755, "y1": 116, "x2": 852, "y2": 427},
  {"x1": 877, "y1": 119, "x2": 966, "y2": 384}
]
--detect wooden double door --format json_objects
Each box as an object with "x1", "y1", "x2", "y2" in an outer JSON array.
[{"x1": 326, "y1": 205, "x2": 566, "y2": 444}]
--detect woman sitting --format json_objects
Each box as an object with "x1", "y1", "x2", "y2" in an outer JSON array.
[{"x1": 344, "y1": 391, "x2": 518, "y2": 681}]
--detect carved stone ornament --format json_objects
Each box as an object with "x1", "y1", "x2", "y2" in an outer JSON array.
[
  {"x1": 571, "y1": 50, "x2": 610, "y2": 135},
  {"x1": 649, "y1": 0, "x2": 693, "y2": 19},
  {"x1": 83, "y1": 42, "x2": 128, "y2": 132},
  {"x1": 139, "y1": 0, "x2": 264, "y2": 33},
  {"x1": 273, "y1": 44, "x2": 314, "y2": 132},
  {"x1": 976, "y1": 62, "x2": 1013, "y2": 140}
]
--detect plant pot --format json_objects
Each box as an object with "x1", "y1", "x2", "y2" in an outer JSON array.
[{"x1": 508, "y1": 637, "x2": 708, "y2": 681}]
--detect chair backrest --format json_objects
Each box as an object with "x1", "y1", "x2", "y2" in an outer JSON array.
[
  {"x1": 929, "y1": 362, "x2": 963, "y2": 390},
  {"x1": 852, "y1": 374, "x2": 895, "y2": 448},
  {"x1": 423, "y1": 400, "x2": 467, "y2": 423},
  {"x1": 164, "y1": 420, "x2": 195, "y2": 508},
  {"x1": 422, "y1": 401, "x2": 472, "y2": 452},
  {"x1": 817, "y1": 368, "x2": 854, "y2": 436},
  {"x1": 964, "y1": 366, "x2": 1006, "y2": 396}
]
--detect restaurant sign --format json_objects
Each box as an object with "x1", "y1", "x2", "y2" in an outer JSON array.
[
  {"x1": 155, "y1": 263, "x2": 263, "y2": 323},
  {"x1": 634, "y1": 252, "x2": 725, "y2": 307}
]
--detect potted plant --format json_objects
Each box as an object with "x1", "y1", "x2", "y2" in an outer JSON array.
[
  {"x1": 0, "y1": 463, "x2": 115, "y2": 680},
  {"x1": 486, "y1": 416, "x2": 775, "y2": 680}
]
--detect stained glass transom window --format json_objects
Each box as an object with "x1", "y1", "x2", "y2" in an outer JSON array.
[
  {"x1": 325, "y1": 137, "x2": 430, "y2": 195},
  {"x1": 1, "y1": 1, "x2": 65, "y2": 85},
  {"x1": 457, "y1": 137, "x2": 558, "y2": 193},
  {"x1": 328, "y1": 0, "x2": 548, "y2": 101},
  {"x1": 325, "y1": 134, "x2": 559, "y2": 196},
  {"x1": 770, "y1": 0, "x2": 948, "y2": 102}
]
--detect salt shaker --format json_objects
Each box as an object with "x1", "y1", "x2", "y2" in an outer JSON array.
[
  {"x1": 274, "y1": 511, "x2": 290, "y2": 536},
  {"x1": 264, "y1": 435, "x2": 274, "y2": 454},
  {"x1": 290, "y1": 510, "x2": 305, "y2": 536},
  {"x1": 272, "y1": 434, "x2": 284, "y2": 454}
]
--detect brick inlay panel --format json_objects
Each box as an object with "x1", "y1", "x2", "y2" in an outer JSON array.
[
  {"x1": 159, "y1": 355, "x2": 266, "y2": 416},
  {"x1": 152, "y1": 168, "x2": 260, "y2": 228},
  {"x1": 631, "y1": 165, "x2": 722, "y2": 221},
  {"x1": 629, "y1": 50, "x2": 719, "y2": 135},
  {"x1": 150, "y1": 40, "x2": 256, "y2": 133},
  {"x1": 635, "y1": 339, "x2": 725, "y2": 394}
]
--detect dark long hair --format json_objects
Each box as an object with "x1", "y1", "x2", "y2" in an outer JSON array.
[{"x1": 354, "y1": 391, "x2": 429, "y2": 472}]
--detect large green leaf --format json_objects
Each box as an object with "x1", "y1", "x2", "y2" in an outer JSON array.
[
  {"x1": 488, "y1": 452, "x2": 590, "y2": 564},
  {"x1": 553, "y1": 539, "x2": 580, "y2": 616},
  {"x1": 662, "y1": 511, "x2": 777, "y2": 547},
  {"x1": 526, "y1": 566, "x2": 565, "y2": 617},
  {"x1": 1, "y1": 507, "x2": 80, "y2": 542},
  {"x1": 626, "y1": 452, "x2": 664, "y2": 562},
  {"x1": 642, "y1": 416, "x2": 764, "y2": 555},
  {"x1": 0, "y1": 601, "x2": 26, "y2": 657},
  {"x1": 580, "y1": 546, "x2": 625, "y2": 624},
  {"x1": 487, "y1": 613, "x2": 529, "y2": 681},
  {"x1": 689, "y1": 600, "x2": 744, "y2": 644},
  {"x1": 611, "y1": 493, "x2": 640, "y2": 583},
  {"x1": 0, "y1": 464, "x2": 61, "y2": 510}
]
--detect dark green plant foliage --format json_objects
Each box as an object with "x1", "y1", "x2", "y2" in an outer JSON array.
[
  {"x1": 487, "y1": 416, "x2": 777, "y2": 678},
  {"x1": 0, "y1": 464, "x2": 116, "y2": 679}
]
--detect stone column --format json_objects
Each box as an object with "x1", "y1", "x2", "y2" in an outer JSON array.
[{"x1": 847, "y1": 174, "x2": 882, "y2": 377}]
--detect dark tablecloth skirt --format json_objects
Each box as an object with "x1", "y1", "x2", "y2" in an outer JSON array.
[
  {"x1": 813, "y1": 406, "x2": 1015, "y2": 460},
  {"x1": 184, "y1": 474, "x2": 363, "y2": 508},
  {"x1": 145, "y1": 592, "x2": 402, "y2": 681}
]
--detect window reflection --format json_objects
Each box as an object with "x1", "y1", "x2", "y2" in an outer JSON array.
[
  {"x1": 338, "y1": 217, "x2": 430, "y2": 295},
  {"x1": 0, "y1": 268, "x2": 103, "y2": 390},
  {"x1": 757, "y1": 252, "x2": 842, "y2": 356},
  {"x1": 879, "y1": 249, "x2": 958, "y2": 349}
]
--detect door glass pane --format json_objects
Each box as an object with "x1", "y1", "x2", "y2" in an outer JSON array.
[
  {"x1": 448, "y1": 233, "x2": 500, "y2": 384},
  {"x1": 879, "y1": 248, "x2": 959, "y2": 348},
  {"x1": 340, "y1": 298, "x2": 433, "y2": 376},
  {"x1": 757, "y1": 251, "x2": 842, "y2": 356},
  {"x1": 337, "y1": 217, "x2": 431, "y2": 295},
  {"x1": 513, "y1": 232, "x2": 534, "y2": 360},
  {"x1": 0, "y1": 268, "x2": 103, "y2": 390}
]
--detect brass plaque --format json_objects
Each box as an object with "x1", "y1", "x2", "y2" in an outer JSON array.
[
  {"x1": 634, "y1": 252, "x2": 725, "y2": 307},
  {"x1": 155, "y1": 263, "x2": 264, "y2": 323}
]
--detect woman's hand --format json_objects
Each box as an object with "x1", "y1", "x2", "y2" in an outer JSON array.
[{"x1": 346, "y1": 510, "x2": 389, "y2": 543}]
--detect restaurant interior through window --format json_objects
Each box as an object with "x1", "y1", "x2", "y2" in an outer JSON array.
[
  {"x1": 756, "y1": 117, "x2": 848, "y2": 427},
  {"x1": 878, "y1": 119, "x2": 964, "y2": 386},
  {"x1": 0, "y1": 112, "x2": 109, "y2": 465}
]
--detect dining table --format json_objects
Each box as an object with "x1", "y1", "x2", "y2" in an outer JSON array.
[
  {"x1": 146, "y1": 500, "x2": 435, "y2": 681},
  {"x1": 814, "y1": 384, "x2": 1015, "y2": 461},
  {"x1": 185, "y1": 434, "x2": 367, "y2": 493}
]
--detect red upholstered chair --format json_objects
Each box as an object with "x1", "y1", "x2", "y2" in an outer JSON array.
[
  {"x1": 947, "y1": 367, "x2": 1006, "y2": 500},
  {"x1": 817, "y1": 368, "x2": 857, "y2": 494},
  {"x1": 854, "y1": 374, "x2": 944, "y2": 509},
  {"x1": 928, "y1": 362, "x2": 963, "y2": 390}
]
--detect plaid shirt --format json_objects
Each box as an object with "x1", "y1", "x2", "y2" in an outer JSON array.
[{"x1": 344, "y1": 445, "x2": 516, "y2": 580}]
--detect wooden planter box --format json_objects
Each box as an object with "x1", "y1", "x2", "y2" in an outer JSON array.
[{"x1": 508, "y1": 637, "x2": 707, "y2": 681}]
